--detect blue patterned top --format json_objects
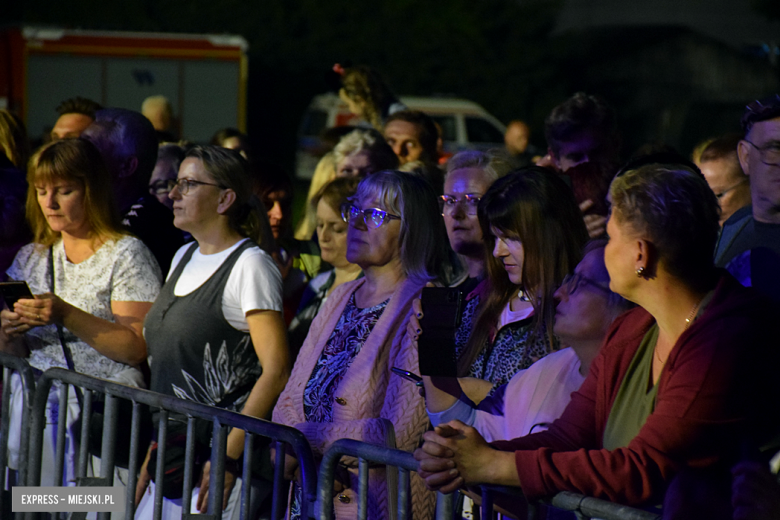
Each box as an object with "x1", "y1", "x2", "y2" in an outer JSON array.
[
  {"x1": 468, "y1": 317, "x2": 553, "y2": 387},
  {"x1": 303, "y1": 292, "x2": 389, "y2": 422}
]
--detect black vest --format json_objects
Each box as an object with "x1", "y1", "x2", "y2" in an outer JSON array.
[{"x1": 144, "y1": 240, "x2": 262, "y2": 412}]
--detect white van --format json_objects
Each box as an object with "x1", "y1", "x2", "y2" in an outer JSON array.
[{"x1": 295, "y1": 93, "x2": 506, "y2": 179}]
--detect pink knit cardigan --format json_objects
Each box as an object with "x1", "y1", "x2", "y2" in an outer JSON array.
[{"x1": 272, "y1": 277, "x2": 436, "y2": 519}]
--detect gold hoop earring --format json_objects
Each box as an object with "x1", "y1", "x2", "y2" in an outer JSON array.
[{"x1": 636, "y1": 266, "x2": 645, "y2": 277}]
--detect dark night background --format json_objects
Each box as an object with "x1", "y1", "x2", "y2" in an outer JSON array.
[{"x1": 5, "y1": 0, "x2": 780, "y2": 174}]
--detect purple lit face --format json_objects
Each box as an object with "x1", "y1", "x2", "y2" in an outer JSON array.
[
  {"x1": 442, "y1": 167, "x2": 493, "y2": 257},
  {"x1": 552, "y1": 131, "x2": 602, "y2": 172},
  {"x1": 739, "y1": 116, "x2": 780, "y2": 223}
]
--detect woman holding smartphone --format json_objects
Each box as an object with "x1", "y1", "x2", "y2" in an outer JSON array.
[{"x1": 0, "y1": 138, "x2": 161, "y2": 484}]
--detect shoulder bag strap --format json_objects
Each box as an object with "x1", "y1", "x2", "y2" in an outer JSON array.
[{"x1": 50, "y1": 246, "x2": 84, "y2": 407}]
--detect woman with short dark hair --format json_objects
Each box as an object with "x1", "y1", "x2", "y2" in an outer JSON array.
[
  {"x1": 415, "y1": 163, "x2": 780, "y2": 514},
  {"x1": 135, "y1": 145, "x2": 288, "y2": 518}
]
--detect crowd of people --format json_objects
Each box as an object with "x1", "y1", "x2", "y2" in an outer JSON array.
[{"x1": 1, "y1": 64, "x2": 779, "y2": 520}]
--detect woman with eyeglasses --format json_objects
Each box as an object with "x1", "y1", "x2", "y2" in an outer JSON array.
[
  {"x1": 418, "y1": 167, "x2": 587, "y2": 394},
  {"x1": 135, "y1": 145, "x2": 289, "y2": 519},
  {"x1": 273, "y1": 170, "x2": 460, "y2": 519},
  {"x1": 1, "y1": 138, "x2": 161, "y2": 484},
  {"x1": 414, "y1": 162, "x2": 780, "y2": 516}
]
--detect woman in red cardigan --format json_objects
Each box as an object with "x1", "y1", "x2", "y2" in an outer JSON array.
[{"x1": 414, "y1": 161, "x2": 780, "y2": 512}]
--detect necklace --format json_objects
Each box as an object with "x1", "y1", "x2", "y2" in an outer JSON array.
[{"x1": 655, "y1": 295, "x2": 705, "y2": 365}]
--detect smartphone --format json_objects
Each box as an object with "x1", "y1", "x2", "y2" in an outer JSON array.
[
  {"x1": 0, "y1": 281, "x2": 35, "y2": 310},
  {"x1": 417, "y1": 287, "x2": 462, "y2": 378},
  {"x1": 392, "y1": 367, "x2": 423, "y2": 386}
]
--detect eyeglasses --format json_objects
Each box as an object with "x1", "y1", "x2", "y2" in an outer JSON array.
[
  {"x1": 742, "y1": 140, "x2": 780, "y2": 167},
  {"x1": 172, "y1": 178, "x2": 226, "y2": 195},
  {"x1": 439, "y1": 194, "x2": 481, "y2": 216},
  {"x1": 149, "y1": 180, "x2": 175, "y2": 195},
  {"x1": 714, "y1": 177, "x2": 749, "y2": 199},
  {"x1": 341, "y1": 203, "x2": 401, "y2": 229},
  {"x1": 560, "y1": 272, "x2": 611, "y2": 296}
]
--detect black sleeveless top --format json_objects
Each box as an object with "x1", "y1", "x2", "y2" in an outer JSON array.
[{"x1": 144, "y1": 240, "x2": 262, "y2": 412}]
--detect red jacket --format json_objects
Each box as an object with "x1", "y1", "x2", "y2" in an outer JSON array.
[{"x1": 492, "y1": 274, "x2": 780, "y2": 506}]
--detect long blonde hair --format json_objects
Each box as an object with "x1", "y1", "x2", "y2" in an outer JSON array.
[
  {"x1": 0, "y1": 110, "x2": 31, "y2": 169},
  {"x1": 26, "y1": 139, "x2": 125, "y2": 248}
]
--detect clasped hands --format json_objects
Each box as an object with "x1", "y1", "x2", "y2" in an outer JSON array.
[
  {"x1": 414, "y1": 420, "x2": 501, "y2": 494},
  {"x1": 1, "y1": 294, "x2": 65, "y2": 338}
]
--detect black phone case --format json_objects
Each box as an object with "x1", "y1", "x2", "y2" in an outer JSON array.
[
  {"x1": 418, "y1": 287, "x2": 462, "y2": 377},
  {"x1": 0, "y1": 282, "x2": 34, "y2": 309}
]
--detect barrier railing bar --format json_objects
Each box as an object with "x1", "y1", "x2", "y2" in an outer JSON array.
[
  {"x1": 551, "y1": 491, "x2": 661, "y2": 520},
  {"x1": 98, "y1": 394, "x2": 118, "y2": 489},
  {"x1": 124, "y1": 401, "x2": 142, "y2": 520},
  {"x1": 241, "y1": 432, "x2": 254, "y2": 520},
  {"x1": 0, "y1": 353, "x2": 36, "y2": 493},
  {"x1": 271, "y1": 440, "x2": 286, "y2": 520},
  {"x1": 318, "y1": 438, "x2": 419, "y2": 520},
  {"x1": 398, "y1": 467, "x2": 410, "y2": 519},
  {"x1": 481, "y1": 486, "x2": 495, "y2": 519},
  {"x1": 152, "y1": 409, "x2": 168, "y2": 519},
  {"x1": 209, "y1": 420, "x2": 228, "y2": 517},
  {"x1": 54, "y1": 384, "x2": 68, "y2": 488},
  {"x1": 0, "y1": 366, "x2": 11, "y2": 514},
  {"x1": 181, "y1": 415, "x2": 196, "y2": 516},
  {"x1": 357, "y1": 457, "x2": 368, "y2": 518},
  {"x1": 76, "y1": 390, "x2": 92, "y2": 479},
  {"x1": 27, "y1": 368, "x2": 318, "y2": 519}
]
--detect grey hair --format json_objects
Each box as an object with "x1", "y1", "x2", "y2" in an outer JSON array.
[
  {"x1": 352, "y1": 170, "x2": 460, "y2": 285},
  {"x1": 445, "y1": 149, "x2": 513, "y2": 182},
  {"x1": 157, "y1": 143, "x2": 185, "y2": 171},
  {"x1": 332, "y1": 128, "x2": 398, "y2": 171}
]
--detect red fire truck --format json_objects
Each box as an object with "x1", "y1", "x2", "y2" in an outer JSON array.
[{"x1": 0, "y1": 26, "x2": 248, "y2": 142}]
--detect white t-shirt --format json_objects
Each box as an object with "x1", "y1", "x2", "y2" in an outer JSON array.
[
  {"x1": 168, "y1": 238, "x2": 283, "y2": 332},
  {"x1": 497, "y1": 299, "x2": 534, "y2": 330}
]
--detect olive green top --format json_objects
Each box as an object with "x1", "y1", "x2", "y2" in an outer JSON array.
[{"x1": 602, "y1": 324, "x2": 660, "y2": 451}]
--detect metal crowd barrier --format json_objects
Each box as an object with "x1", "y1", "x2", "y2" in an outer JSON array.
[
  {"x1": 475, "y1": 486, "x2": 663, "y2": 520},
  {"x1": 319, "y1": 439, "x2": 663, "y2": 520},
  {"x1": 548, "y1": 491, "x2": 662, "y2": 520},
  {"x1": 318, "y1": 438, "x2": 452, "y2": 520},
  {"x1": 0, "y1": 352, "x2": 37, "y2": 518},
  {"x1": 26, "y1": 368, "x2": 318, "y2": 520}
]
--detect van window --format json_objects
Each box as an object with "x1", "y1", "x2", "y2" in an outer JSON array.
[
  {"x1": 430, "y1": 115, "x2": 457, "y2": 142},
  {"x1": 465, "y1": 117, "x2": 504, "y2": 144},
  {"x1": 301, "y1": 109, "x2": 328, "y2": 137}
]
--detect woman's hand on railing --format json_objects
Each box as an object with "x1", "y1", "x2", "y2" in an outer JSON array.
[
  {"x1": 414, "y1": 423, "x2": 464, "y2": 493},
  {"x1": 415, "y1": 420, "x2": 520, "y2": 492}
]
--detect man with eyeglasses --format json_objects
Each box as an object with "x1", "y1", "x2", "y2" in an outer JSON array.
[
  {"x1": 437, "y1": 151, "x2": 511, "y2": 371},
  {"x1": 714, "y1": 94, "x2": 780, "y2": 302}
]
